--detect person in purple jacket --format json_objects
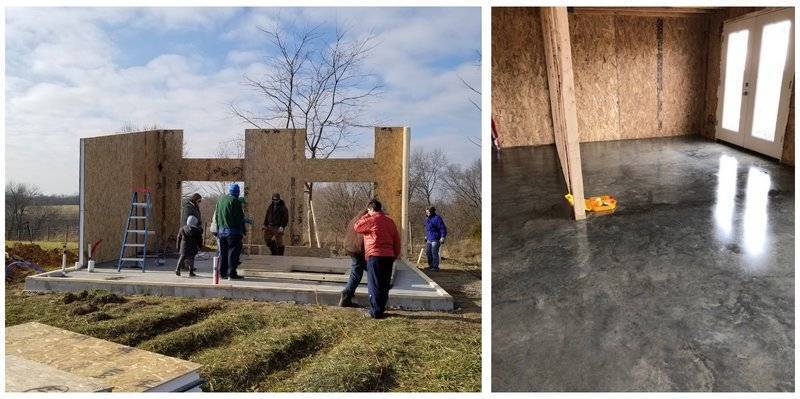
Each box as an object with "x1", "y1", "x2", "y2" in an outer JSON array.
[{"x1": 424, "y1": 206, "x2": 447, "y2": 272}]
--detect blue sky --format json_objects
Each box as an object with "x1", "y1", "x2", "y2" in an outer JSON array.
[{"x1": 5, "y1": 7, "x2": 481, "y2": 194}]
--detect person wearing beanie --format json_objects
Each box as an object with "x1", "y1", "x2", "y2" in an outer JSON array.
[
  {"x1": 424, "y1": 206, "x2": 447, "y2": 272},
  {"x1": 214, "y1": 183, "x2": 246, "y2": 279},
  {"x1": 181, "y1": 193, "x2": 203, "y2": 234},
  {"x1": 175, "y1": 215, "x2": 204, "y2": 277},
  {"x1": 261, "y1": 193, "x2": 289, "y2": 256}
]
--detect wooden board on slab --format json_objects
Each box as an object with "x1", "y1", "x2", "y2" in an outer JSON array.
[{"x1": 6, "y1": 322, "x2": 202, "y2": 392}]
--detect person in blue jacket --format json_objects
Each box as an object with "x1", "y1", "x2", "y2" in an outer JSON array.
[{"x1": 424, "y1": 206, "x2": 447, "y2": 272}]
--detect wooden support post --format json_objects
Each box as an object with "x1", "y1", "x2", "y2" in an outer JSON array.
[{"x1": 540, "y1": 7, "x2": 586, "y2": 221}]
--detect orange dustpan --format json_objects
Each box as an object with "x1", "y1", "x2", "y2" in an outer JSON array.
[{"x1": 565, "y1": 193, "x2": 617, "y2": 213}]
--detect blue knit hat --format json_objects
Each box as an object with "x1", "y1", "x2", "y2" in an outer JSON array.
[{"x1": 228, "y1": 183, "x2": 240, "y2": 197}]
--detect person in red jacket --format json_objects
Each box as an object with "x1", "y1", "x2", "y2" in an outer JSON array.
[{"x1": 353, "y1": 199, "x2": 401, "y2": 319}]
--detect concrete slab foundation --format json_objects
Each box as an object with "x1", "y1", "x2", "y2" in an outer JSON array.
[{"x1": 25, "y1": 255, "x2": 454, "y2": 311}]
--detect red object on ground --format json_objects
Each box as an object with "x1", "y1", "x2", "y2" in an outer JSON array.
[
  {"x1": 492, "y1": 117, "x2": 500, "y2": 150},
  {"x1": 213, "y1": 256, "x2": 220, "y2": 284},
  {"x1": 354, "y1": 212, "x2": 401, "y2": 258}
]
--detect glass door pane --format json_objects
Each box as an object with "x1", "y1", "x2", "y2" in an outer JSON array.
[
  {"x1": 750, "y1": 20, "x2": 791, "y2": 141},
  {"x1": 721, "y1": 29, "x2": 750, "y2": 132}
]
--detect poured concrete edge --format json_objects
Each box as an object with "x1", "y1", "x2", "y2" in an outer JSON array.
[{"x1": 24, "y1": 260, "x2": 454, "y2": 311}]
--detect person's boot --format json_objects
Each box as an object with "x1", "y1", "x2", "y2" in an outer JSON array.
[
  {"x1": 278, "y1": 246, "x2": 285, "y2": 256},
  {"x1": 338, "y1": 292, "x2": 354, "y2": 307},
  {"x1": 175, "y1": 268, "x2": 181, "y2": 276},
  {"x1": 188, "y1": 268, "x2": 197, "y2": 277}
]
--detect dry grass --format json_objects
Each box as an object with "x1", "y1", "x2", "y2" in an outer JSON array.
[{"x1": 5, "y1": 263, "x2": 481, "y2": 392}]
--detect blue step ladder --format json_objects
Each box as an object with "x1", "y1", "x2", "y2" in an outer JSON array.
[{"x1": 117, "y1": 190, "x2": 156, "y2": 272}]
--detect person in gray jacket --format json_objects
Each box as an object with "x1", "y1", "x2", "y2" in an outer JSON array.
[{"x1": 181, "y1": 193, "x2": 203, "y2": 232}]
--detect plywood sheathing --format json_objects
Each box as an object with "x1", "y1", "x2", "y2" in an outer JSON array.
[
  {"x1": 494, "y1": 8, "x2": 711, "y2": 147},
  {"x1": 83, "y1": 130, "x2": 183, "y2": 263},
  {"x1": 570, "y1": 14, "x2": 620, "y2": 142},
  {"x1": 541, "y1": 7, "x2": 587, "y2": 220},
  {"x1": 83, "y1": 128, "x2": 409, "y2": 263},
  {"x1": 663, "y1": 17, "x2": 708, "y2": 136},
  {"x1": 781, "y1": 91, "x2": 795, "y2": 165},
  {"x1": 703, "y1": 7, "x2": 795, "y2": 164},
  {"x1": 492, "y1": 7, "x2": 555, "y2": 147},
  {"x1": 178, "y1": 158, "x2": 244, "y2": 182},
  {"x1": 6, "y1": 322, "x2": 201, "y2": 392}
]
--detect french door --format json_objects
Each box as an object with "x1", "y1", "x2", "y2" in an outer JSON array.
[{"x1": 716, "y1": 8, "x2": 794, "y2": 159}]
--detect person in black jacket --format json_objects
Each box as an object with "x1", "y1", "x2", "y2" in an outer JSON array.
[
  {"x1": 176, "y1": 215, "x2": 204, "y2": 277},
  {"x1": 262, "y1": 193, "x2": 289, "y2": 255}
]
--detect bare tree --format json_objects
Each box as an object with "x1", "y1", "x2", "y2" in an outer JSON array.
[
  {"x1": 442, "y1": 158, "x2": 481, "y2": 214},
  {"x1": 460, "y1": 50, "x2": 481, "y2": 147},
  {"x1": 229, "y1": 22, "x2": 383, "y2": 245},
  {"x1": 409, "y1": 148, "x2": 448, "y2": 206},
  {"x1": 315, "y1": 182, "x2": 373, "y2": 248},
  {"x1": 6, "y1": 181, "x2": 41, "y2": 238}
]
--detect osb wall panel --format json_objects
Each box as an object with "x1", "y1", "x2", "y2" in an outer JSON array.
[
  {"x1": 782, "y1": 91, "x2": 794, "y2": 165},
  {"x1": 569, "y1": 14, "x2": 620, "y2": 142},
  {"x1": 615, "y1": 16, "x2": 660, "y2": 138},
  {"x1": 244, "y1": 129, "x2": 306, "y2": 246},
  {"x1": 662, "y1": 17, "x2": 708, "y2": 136},
  {"x1": 7, "y1": 322, "x2": 201, "y2": 392},
  {"x1": 179, "y1": 158, "x2": 244, "y2": 182},
  {"x1": 84, "y1": 130, "x2": 182, "y2": 263},
  {"x1": 492, "y1": 7, "x2": 554, "y2": 147},
  {"x1": 85, "y1": 128, "x2": 408, "y2": 262},
  {"x1": 304, "y1": 158, "x2": 375, "y2": 182}
]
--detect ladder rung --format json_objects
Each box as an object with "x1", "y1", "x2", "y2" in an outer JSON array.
[
  {"x1": 127, "y1": 230, "x2": 155, "y2": 234},
  {"x1": 124, "y1": 243, "x2": 145, "y2": 247},
  {"x1": 119, "y1": 257, "x2": 145, "y2": 262},
  {"x1": 130, "y1": 216, "x2": 147, "y2": 219},
  {"x1": 132, "y1": 203, "x2": 149, "y2": 207}
]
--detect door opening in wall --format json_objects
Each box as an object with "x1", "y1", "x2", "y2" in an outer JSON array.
[{"x1": 716, "y1": 8, "x2": 795, "y2": 158}]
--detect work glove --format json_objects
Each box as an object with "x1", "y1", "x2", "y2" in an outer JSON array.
[
  {"x1": 439, "y1": 237, "x2": 445, "y2": 244},
  {"x1": 278, "y1": 227, "x2": 284, "y2": 232}
]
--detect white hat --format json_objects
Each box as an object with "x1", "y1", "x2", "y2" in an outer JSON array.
[{"x1": 187, "y1": 215, "x2": 199, "y2": 227}]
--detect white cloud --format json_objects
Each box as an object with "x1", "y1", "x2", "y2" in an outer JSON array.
[{"x1": 5, "y1": 7, "x2": 481, "y2": 194}]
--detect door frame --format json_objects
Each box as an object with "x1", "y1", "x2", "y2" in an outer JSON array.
[{"x1": 715, "y1": 7, "x2": 795, "y2": 159}]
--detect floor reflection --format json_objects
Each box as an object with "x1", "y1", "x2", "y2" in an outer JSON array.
[
  {"x1": 714, "y1": 154, "x2": 738, "y2": 238},
  {"x1": 743, "y1": 166, "x2": 771, "y2": 257}
]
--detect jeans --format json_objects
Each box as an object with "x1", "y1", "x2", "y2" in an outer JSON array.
[
  {"x1": 366, "y1": 256, "x2": 394, "y2": 318},
  {"x1": 342, "y1": 254, "x2": 367, "y2": 298},
  {"x1": 426, "y1": 240, "x2": 441, "y2": 269},
  {"x1": 218, "y1": 234, "x2": 243, "y2": 277}
]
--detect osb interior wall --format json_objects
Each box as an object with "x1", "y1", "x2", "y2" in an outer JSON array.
[
  {"x1": 492, "y1": 7, "x2": 554, "y2": 147},
  {"x1": 83, "y1": 127, "x2": 409, "y2": 263},
  {"x1": 494, "y1": 9, "x2": 710, "y2": 147},
  {"x1": 703, "y1": 7, "x2": 795, "y2": 165}
]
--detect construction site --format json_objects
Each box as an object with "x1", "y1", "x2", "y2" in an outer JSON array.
[
  {"x1": 492, "y1": 7, "x2": 794, "y2": 391},
  {"x1": 6, "y1": 127, "x2": 480, "y2": 392}
]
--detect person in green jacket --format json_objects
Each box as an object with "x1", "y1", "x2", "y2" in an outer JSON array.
[{"x1": 214, "y1": 183, "x2": 246, "y2": 280}]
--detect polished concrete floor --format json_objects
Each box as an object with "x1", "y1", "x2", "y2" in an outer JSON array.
[{"x1": 492, "y1": 136, "x2": 794, "y2": 391}]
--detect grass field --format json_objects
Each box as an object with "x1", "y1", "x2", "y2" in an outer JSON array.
[
  {"x1": 5, "y1": 260, "x2": 481, "y2": 392},
  {"x1": 6, "y1": 240, "x2": 79, "y2": 251}
]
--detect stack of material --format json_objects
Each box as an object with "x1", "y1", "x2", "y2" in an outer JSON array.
[{"x1": 5, "y1": 322, "x2": 204, "y2": 392}]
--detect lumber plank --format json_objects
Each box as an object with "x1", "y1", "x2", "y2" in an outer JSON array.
[{"x1": 541, "y1": 7, "x2": 587, "y2": 220}]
